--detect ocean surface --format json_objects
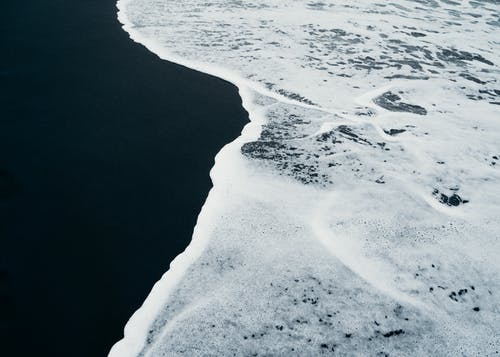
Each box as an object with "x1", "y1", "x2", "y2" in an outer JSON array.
[
  {"x1": 0, "y1": 1, "x2": 247, "y2": 356},
  {"x1": 112, "y1": 0, "x2": 500, "y2": 356}
]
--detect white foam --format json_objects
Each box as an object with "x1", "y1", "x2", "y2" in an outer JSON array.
[{"x1": 111, "y1": 0, "x2": 500, "y2": 355}]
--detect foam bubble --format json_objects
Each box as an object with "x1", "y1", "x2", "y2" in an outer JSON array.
[{"x1": 110, "y1": 0, "x2": 500, "y2": 355}]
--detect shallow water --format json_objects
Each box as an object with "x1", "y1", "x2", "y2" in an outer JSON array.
[{"x1": 112, "y1": 0, "x2": 500, "y2": 355}]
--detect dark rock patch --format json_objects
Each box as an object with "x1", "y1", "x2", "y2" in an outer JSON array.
[
  {"x1": 384, "y1": 74, "x2": 429, "y2": 80},
  {"x1": 437, "y1": 48, "x2": 494, "y2": 66},
  {"x1": 478, "y1": 89, "x2": 500, "y2": 104},
  {"x1": 459, "y1": 73, "x2": 486, "y2": 84},
  {"x1": 384, "y1": 129, "x2": 407, "y2": 136},
  {"x1": 432, "y1": 189, "x2": 468, "y2": 206},
  {"x1": 277, "y1": 89, "x2": 316, "y2": 105},
  {"x1": 375, "y1": 176, "x2": 385, "y2": 184},
  {"x1": 337, "y1": 125, "x2": 372, "y2": 145},
  {"x1": 410, "y1": 31, "x2": 427, "y2": 37},
  {"x1": 374, "y1": 91, "x2": 427, "y2": 115},
  {"x1": 382, "y1": 329, "x2": 405, "y2": 338},
  {"x1": 241, "y1": 140, "x2": 298, "y2": 161},
  {"x1": 316, "y1": 131, "x2": 342, "y2": 144}
]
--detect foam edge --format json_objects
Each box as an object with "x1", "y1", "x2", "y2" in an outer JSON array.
[{"x1": 109, "y1": 2, "x2": 270, "y2": 355}]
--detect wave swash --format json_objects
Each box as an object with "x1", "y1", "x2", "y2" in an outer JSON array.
[{"x1": 110, "y1": 0, "x2": 500, "y2": 355}]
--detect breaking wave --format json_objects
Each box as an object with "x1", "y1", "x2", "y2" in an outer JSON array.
[{"x1": 111, "y1": 0, "x2": 500, "y2": 355}]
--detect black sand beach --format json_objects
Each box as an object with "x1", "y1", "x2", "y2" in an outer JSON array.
[{"x1": 0, "y1": 1, "x2": 247, "y2": 355}]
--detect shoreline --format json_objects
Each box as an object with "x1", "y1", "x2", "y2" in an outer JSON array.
[
  {"x1": 106, "y1": 2, "x2": 500, "y2": 355},
  {"x1": 0, "y1": 0, "x2": 248, "y2": 355}
]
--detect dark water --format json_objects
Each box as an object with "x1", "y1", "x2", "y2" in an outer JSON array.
[{"x1": 0, "y1": 0, "x2": 248, "y2": 355}]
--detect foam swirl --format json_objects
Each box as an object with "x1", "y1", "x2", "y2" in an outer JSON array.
[{"x1": 111, "y1": 0, "x2": 500, "y2": 355}]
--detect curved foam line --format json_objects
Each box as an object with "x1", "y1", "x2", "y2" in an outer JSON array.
[
  {"x1": 115, "y1": 0, "x2": 333, "y2": 115},
  {"x1": 111, "y1": 1, "x2": 500, "y2": 355},
  {"x1": 309, "y1": 203, "x2": 434, "y2": 313},
  {"x1": 110, "y1": 3, "x2": 283, "y2": 354}
]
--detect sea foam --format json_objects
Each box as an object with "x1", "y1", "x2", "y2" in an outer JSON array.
[{"x1": 111, "y1": 0, "x2": 500, "y2": 355}]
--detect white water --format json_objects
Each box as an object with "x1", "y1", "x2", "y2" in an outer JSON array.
[{"x1": 111, "y1": 0, "x2": 500, "y2": 355}]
